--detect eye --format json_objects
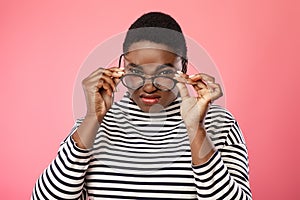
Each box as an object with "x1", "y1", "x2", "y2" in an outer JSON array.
[
  {"x1": 158, "y1": 69, "x2": 175, "y2": 76},
  {"x1": 128, "y1": 68, "x2": 143, "y2": 75}
]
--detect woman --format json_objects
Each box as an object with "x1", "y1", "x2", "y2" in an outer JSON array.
[{"x1": 32, "y1": 12, "x2": 252, "y2": 199}]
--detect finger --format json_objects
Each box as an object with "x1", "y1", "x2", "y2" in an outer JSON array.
[
  {"x1": 89, "y1": 67, "x2": 124, "y2": 79},
  {"x1": 193, "y1": 84, "x2": 206, "y2": 98},
  {"x1": 102, "y1": 92, "x2": 113, "y2": 110},
  {"x1": 189, "y1": 79, "x2": 207, "y2": 90},
  {"x1": 175, "y1": 82, "x2": 190, "y2": 100},
  {"x1": 97, "y1": 80, "x2": 114, "y2": 97},
  {"x1": 82, "y1": 73, "x2": 103, "y2": 91},
  {"x1": 208, "y1": 83, "x2": 223, "y2": 101},
  {"x1": 176, "y1": 71, "x2": 189, "y2": 79},
  {"x1": 98, "y1": 89, "x2": 113, "y2": 112},
  {"x1": 98, "y1": 74, "x2": 117, "y2": 91},
  {"x1": 175, "y1": 72, "x2": 204, "y2": 100},
  {"x1": 108, "y1": 66, "x2": 124, "y2": 71},
  {"x1": 88, "y1": 67, "x2": 106, "y2": 78},
  {"x1": 99, "y1": 82, "x2": 114, "y2": 107},
  {"x1": 183, "y1": 75, "x2": 208, "y2": 98},
  {"x1": 96, "y1": 79, "x2": 104, "y2": 91},
  {"x1": 96, "y1": 80, "x2": 113, "y2": 108},
  {"x1": 103, "y1": 67, "x2": 125, "y2": 77},
  {"x1": 174, "y1": 71, "x2": 193, "y2": 85},
  {"x1": 111, "y1": 71, "x2": 125, "y2": 78},
  {"x1": 113, "y1": 77, "x2": 121, "y2": 86},
  {"x1": 189, "y1": 74, "x2": 203, "y2": 82},
  {"x1": 199, "y1": 73, "x2": 215, "y2": 83},
  {"x1": 102, "y1": 82, "x2": 114, "y2": 96},
  {"x1": 178, "y1": 72, "x2": 207, "y2": 88}
]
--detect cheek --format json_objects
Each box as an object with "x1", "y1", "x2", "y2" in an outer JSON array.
[
  {"x1": 128, "y1": 89, "x2": 139, "y2": 101},
  {"x1": 161, "y1": 89, "x2": 179, "y2": 103}
]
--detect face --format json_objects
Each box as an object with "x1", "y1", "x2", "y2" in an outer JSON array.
[{"x1": 123, "y1": 41, "x2": 183, "y2": 113}]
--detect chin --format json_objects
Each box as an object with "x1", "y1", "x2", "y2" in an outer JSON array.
[
  {"x1": 143, "y1": 104, "x2": 166, "y2": 113},
  {"x1": 136, "y1": 102, "x2": 165, "y2": 113}
]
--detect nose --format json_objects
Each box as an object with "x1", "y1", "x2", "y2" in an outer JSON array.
[{"x1": 142, "y1": 78, "x2": 157, "y2": 93}]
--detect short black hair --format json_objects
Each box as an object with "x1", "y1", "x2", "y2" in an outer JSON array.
[{"x1": 123, "y1": 12, "x2": 187, "y2": 61}]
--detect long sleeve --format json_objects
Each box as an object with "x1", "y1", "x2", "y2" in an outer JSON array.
[
  {"x1": 31, "y1": 100, "x2": 252, "y2": 199},
  {"x1": 192, "y1": 107, "x2": 252, "y2": 199},
  {"x1": 31, "y1": 122, "x2": 91, "y2": 200}
]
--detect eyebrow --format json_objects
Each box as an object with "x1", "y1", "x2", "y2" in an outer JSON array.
[{"x1": 126, "y1": 63, "x2": 175, "y2": 71}]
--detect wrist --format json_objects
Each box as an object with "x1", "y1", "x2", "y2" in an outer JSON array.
[
  {"x1": 75, "y1": 115, "x2": 101, "y2": 149},
  {"x1": 188, "y1": 126, "x2": 216, "y2": 165},
  {"x1": 72, "y1": 130, "x2": 87, "y2": 149},
  {"x1": 85, "y1": 112, "x2": 104, "y2": 124},
  {"x1": 185, "y1": 122, "x2": 205, "y2": 139}
]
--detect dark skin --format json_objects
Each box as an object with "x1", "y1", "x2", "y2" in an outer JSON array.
[
  {"x1": 122, "y1": 45, "x2": 181, "y2": 113},
  {"x1": 72, "y1": 41, "x2": 223, "y2": 165}
]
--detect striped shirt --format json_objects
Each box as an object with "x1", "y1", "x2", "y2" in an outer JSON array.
[{"x1": 32, "y1": 93, "x2": 252, "y2": 199}]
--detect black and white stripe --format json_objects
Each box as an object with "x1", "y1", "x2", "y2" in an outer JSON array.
[{"x1": 32, "y1": 93, "x2": 251, "y2": 199}]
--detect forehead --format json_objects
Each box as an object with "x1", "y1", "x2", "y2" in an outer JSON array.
[{"x1": 126, "y1": 41, "x2": 179, "y2": 65}]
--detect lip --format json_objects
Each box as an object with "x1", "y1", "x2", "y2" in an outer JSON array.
[{"x1": 140, "y1": 94, "x2": 161, "y2": 105}]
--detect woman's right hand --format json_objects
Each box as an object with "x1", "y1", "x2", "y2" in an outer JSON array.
[
  {"x1": 82, "y1": 67, "x2": 124, "y2": 122},
  {"x1": 73, "y1": 67, "x2": 124, "y2": 149}
]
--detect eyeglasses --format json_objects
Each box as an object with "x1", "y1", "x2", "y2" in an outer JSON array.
[
  {"x1": 118, "y1": 53, "x2": 187, "y2": 91},
  {"x1": 120, "y1": 73, "x2": 178, "y2": 91}
]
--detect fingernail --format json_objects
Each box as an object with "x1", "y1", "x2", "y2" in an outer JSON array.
[
  {"x1": 189, "y1": 74, "x2": 196, "y2": 78},
  {"x1": 176, "y1": 71, "x2": 183, "y2": 74},
  {"x1": 174, "y1": 74, "x2": 181, "y2": 77}
]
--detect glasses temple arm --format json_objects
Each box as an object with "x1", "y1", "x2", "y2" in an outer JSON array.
[{"x1": 118, "y1": 54, "x2": 125, "y2": 68}]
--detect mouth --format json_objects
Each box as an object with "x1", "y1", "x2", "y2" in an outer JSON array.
[{"x1": 140, "y1": 94, "x2": 161, "y2": 105}]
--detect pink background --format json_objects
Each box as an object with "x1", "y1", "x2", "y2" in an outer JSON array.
[{"x1": 1, "y1": 1, "x2": 299, "y2": 199}]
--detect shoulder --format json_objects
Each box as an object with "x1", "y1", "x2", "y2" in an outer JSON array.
[
  {"x1": 205, "y1": 105, "x2": 236, "y2": 125},
  {"x1": 206, "y1": 104, "x2": 234, "y2": 120},
  {"x1": 204, "y1": 105, "x2": 246, "y2": 147}
]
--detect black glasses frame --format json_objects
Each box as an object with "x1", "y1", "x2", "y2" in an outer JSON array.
[{"x1": 120, "y1": 74, "x2": 178, "y2": 91}]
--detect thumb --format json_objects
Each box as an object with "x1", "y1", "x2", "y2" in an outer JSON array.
[{"x1": 176, "y1": 82, "x2": 190, "y2": 100}]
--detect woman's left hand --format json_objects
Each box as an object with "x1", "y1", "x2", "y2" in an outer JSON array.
[{"x1": 175, "y1": 72, "x2": 223, "y2": 130}]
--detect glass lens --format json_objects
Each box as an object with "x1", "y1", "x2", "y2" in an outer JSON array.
[
  {"x1": 154, "y1": 76, "x2": 176, "y2": 91},
  {"x1": 122, "y1": 74, "x2": 144, "y2": 89}
]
